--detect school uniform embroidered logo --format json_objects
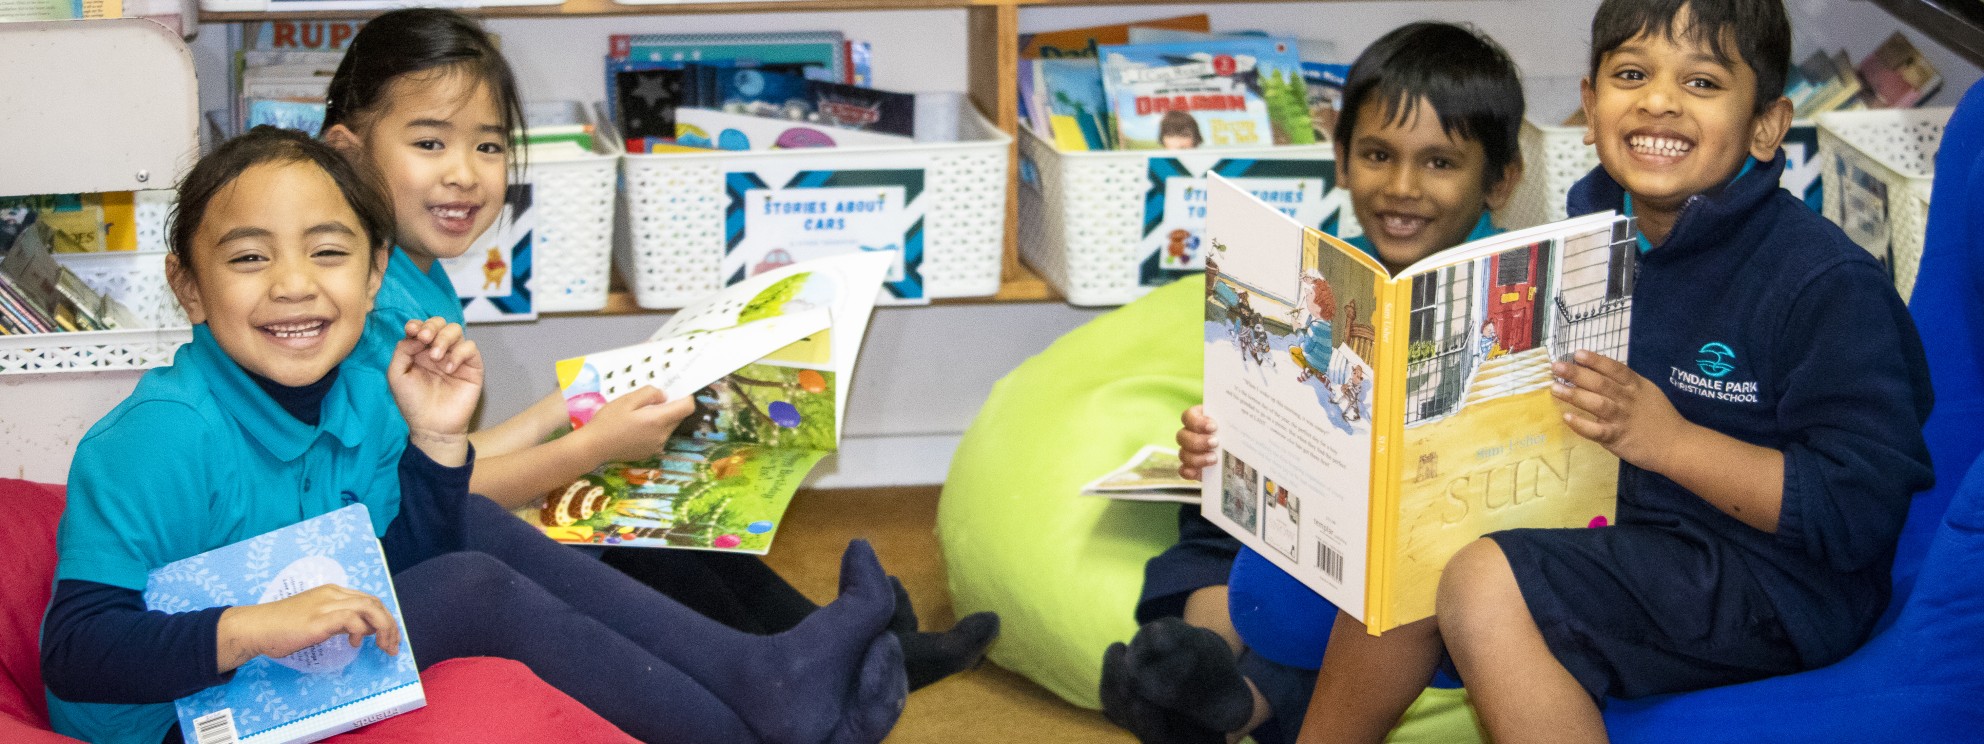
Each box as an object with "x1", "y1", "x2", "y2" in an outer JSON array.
[
  {"x1": 1696, "y1": 342, "x2": 1736, "y2": 378},
  {"x1": 1669, "y1": 342, "x2": 1759, "y2": 403}
]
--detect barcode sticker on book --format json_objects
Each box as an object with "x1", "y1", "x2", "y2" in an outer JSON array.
[
  {"x1": 191, "y1": 709, "x2": 238, "y2": 744},
  {"x1": 1316, "y1": 541, "x2": 1344, "y2": 584}
]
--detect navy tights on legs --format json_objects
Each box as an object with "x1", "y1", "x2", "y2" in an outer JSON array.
[{"x1": 392, "y1": 498, "x2": 906, "y2": 744}]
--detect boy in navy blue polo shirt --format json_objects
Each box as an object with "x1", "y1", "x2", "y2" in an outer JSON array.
[{"x1": 1297, "y1": 1, "x2": 1936, "y2": 742}]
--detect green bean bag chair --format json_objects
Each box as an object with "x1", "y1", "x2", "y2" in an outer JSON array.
[{"x1": 939, "y1": 277, "x2": 1483, "y2": 743}]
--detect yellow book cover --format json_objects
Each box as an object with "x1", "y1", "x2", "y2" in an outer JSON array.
[
  {"x1": 100, "y1": 192, "x2": 137, "y2": 251},
  {"x1": 1200, "y1": 175, "x2": 1631, "y2": 634},
  {"x1": 1021, "y1": 14, "x2": 1210, "y2": 59}
]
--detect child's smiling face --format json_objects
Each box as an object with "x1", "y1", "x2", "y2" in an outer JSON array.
[
  {"x1": 170, "y1": 161, "x2": 384, "y2": 387},
  {"x1": 335, "y1": 69, "x2": 508, "y2": 267},
  {"x1": 1338, "y1": 96, "x2": 1515, "y2": 273},
  {"x1": 1581, "y1": 8, "x2": 1786, "y2": 218}
]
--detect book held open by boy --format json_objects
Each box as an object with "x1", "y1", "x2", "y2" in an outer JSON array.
[
  {"x1": 514, "y1": 253, "x2": 891, "y2": 554},
  {"x1": 1199, "y1": 175, "x2": 1632, "y2": 634}
]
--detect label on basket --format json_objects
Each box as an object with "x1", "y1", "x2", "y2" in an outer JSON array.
[
  {"x1": 439, "y1": 183, "x2": 536, "y2": 323},
  {"x1": 1139, "y1": 156, "x2": 1346, "y2": 287},
  {"x1": 1781, "y1": 124, "x2": 1824, "y2": 213},
  {"x1": 1835, "y1": 158, "x2": 1895, "y2": 274},
  {"x1": 724, "y1": 165, "x2": 928, "y2": 305}
]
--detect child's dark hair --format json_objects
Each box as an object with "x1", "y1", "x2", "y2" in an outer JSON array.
[
  {"x1": 1589, "y1": 0, "x2": 1789, "y2": 114},
  {"x1": 1160, "y1": 110, "x2": 1204, "y2": 145},
  {"x1": 1335, "y1": 22, "x2": 1525, "y2": 189},
  {"x1": 170, "y1": 127, "x2": 395, "y2": 272},
  {"x1": 321, "y1": 8, "x2": 525, "y2": 164}
]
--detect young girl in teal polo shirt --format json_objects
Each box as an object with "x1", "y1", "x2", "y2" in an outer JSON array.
[
  {"x1": 42, "y1": 127, "x2": 909, "y2": 744},
  {"x1": 318, "y1": 8, "x2": 994, "y2": 687}
]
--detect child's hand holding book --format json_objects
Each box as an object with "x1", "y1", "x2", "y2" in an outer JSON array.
[
  {"x1": 214, "y1": 584, "x2": 402, "y2": 674},
  {"x1": 567, "y1": 385, "x2": 696, "y2": 464},
  {"x1": 1551, "y1": 350, "x2": 1688, "y2": 471},
  {"x1": 1175, "y1": 404, "x2": 1220, "y2": 480}
]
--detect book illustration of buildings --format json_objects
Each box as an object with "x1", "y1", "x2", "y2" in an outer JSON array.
[{"x1": 1402, "y1": 221, "x2": 1635, "y2": 428}]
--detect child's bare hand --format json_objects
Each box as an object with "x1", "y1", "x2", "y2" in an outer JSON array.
[
  {"x1": 1551, "y1": 350, "x2": 1686, "y2": 470},
  {"x1": 1176, "y1": 405, "x2": 1220, "y2": 480},
  {"x1": 217, "y1": 584, "x2": 400, "y2": 671},
  {"x1": 575, "y1": 386, "x2": 695, "y2": 464},
  {"x1": 389, "y1": 317, "x2": 483, "y2": 439}
]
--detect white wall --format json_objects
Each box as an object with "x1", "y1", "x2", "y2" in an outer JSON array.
[{"x1": 4, "y1": 0, "x2": 1974, "y2": 485}]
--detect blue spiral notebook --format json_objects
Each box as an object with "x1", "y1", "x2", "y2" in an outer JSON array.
[{"x1": 144, "y1": 504, "x2": 424, "y2": 744}]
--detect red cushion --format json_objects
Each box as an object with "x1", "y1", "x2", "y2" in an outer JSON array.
[
  {"x1": 326, "y1": 657, "x2": 636, "y2": 743},
  {"x1": 0, "y1": 479, "x2": 64, "y2": 736},
  {"x1": 0, "y1": 479, "x2": 632, "y2": 742}
]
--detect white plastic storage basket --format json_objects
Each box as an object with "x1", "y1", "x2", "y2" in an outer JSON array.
[
  {"x1": 1016, "y1": 126, "x2": 1345, "y2": 306},
  {"x1": 1500, "y1": 118, "x2": 1827, "y2": 230},
  {"x1": 1816, "y1": 107, "x2": 1950, "y2": 302},
  {"x1": 0, "y1": 190, "x2": 193, "y2": 374},
  {"x1": 522, "y1": 101, "x2": 621, "y2": 313},
  {"x1": 618, "y1": 95, "x2": 1009, "y2": 309},
  {"x1": 0, "y1": 248, "x2": 193, "y2": 374}
]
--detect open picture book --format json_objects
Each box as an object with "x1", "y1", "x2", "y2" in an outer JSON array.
[
  {"x1": 1200, "y1": 175, "x2": 1632, "y2": 634},
  {"x1": 512, "y1": 252, "x2": 891, "y2": 554},
  {"x1": 1082, "y1": 444, "x2": 1200, "y2": 503}
]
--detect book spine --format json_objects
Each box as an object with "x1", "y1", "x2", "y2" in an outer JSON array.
[{"x1": 1364, "y1": 278, "x2": 1410, "y2": 635}]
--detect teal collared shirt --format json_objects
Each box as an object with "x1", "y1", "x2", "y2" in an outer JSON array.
[
  {"x1": 48, "y1": 325, "x2": 407, "y2": 744},
  {"x1": 353, "y1": 246, "x2": 465, "y2": 372},
  {"x1": 1344, "y1": 213, "x2": 1501, "y2": 265}
]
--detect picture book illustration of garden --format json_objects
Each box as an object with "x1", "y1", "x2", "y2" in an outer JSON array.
[{"x1": 514, "y1": 254, "x2": 891, "y2": 554}]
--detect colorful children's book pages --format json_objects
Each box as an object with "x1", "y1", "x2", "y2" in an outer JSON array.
[
  {"x1": 524, "y1": 253, "x2": 892, "y2": 553},
  {"x1": 1037, "y1": 58, "x2": 1112, "y2": 151},
  {"x1": 246, "y1": 99, "x2": 327, "y2": 136},
  {"x1": 1859, "y1": 32, "x2": 1942, "y2": 109},
  {"x1": 439, "y1": 183, "x2": 535, "y2": 323},
  {"x1": 241, "y1": 22, "x2": 365, "y2": 52},
  {"x1": 1300, "y1": 62, "x2": 1349, "y2": 144},
  {"x1": 1099, "y1": 37, "x2": 1311, "y2": 150},
  {"x1": 609, "y1": 31, "x2": 845, "y2": 81},
  {"x1": 1020, "y1": 13, "x2": 1210, "y2": 59},
  {"x1": 1082, "y1": 444, "x2": 1201, "y2": 503},
  {"x1": 810, "y1": 81, "x2": 916, "y2": 137},
  {"x1": 614, "y1": 66, "x2": 684, "y2": 144},
  {"x1": 672, "y1": 108, "x2": 913, "y2": 151},
  {"x1": 144, "y1": 504, "x2": 423, "y2": 744},
  {"x1": 1200, "y1": 174, "x2": 1628, "y2": 634},
  {"x1": 651, "y1": 251, "x2": 891, "y2": 433}
]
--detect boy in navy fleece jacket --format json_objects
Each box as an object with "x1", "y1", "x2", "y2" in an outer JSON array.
[{"x1": 1295, "y1": 1, "x2": 1935, "y2": 742}]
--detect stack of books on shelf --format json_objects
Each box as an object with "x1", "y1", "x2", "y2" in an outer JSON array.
[
  {"x1": 1784, "y1": 32, "x2": 1943, "y2": 118},
  {"x1": 1015, "y1": 14, "x2": 1347, "y2": 153},
  {"x1": 0, "y1": 201, "x2": 143, "y2": 335},
  {"x1": 229, "y1": 21, "x2": 361, "y2": 136},
  {"x1": 606, "y1": 31, "x2": 929, "y2": 153}
]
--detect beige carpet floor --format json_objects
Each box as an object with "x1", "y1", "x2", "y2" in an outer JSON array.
[{"x1": 760, "y1": 486, "x2": 1137, "y2": 744}]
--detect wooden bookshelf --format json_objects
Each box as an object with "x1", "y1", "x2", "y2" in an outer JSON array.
[{"x1": 204, "y1": 0, "x2": 1339, "y2": 22}]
